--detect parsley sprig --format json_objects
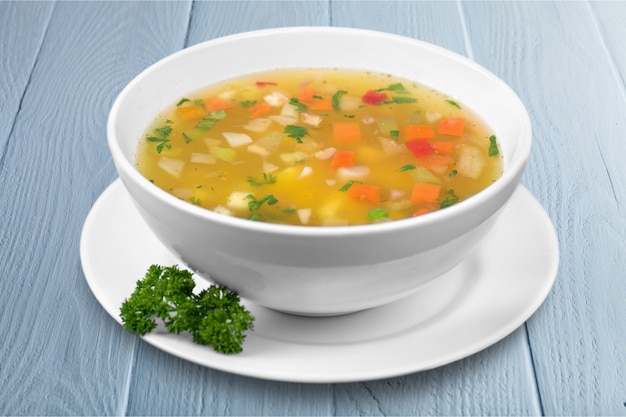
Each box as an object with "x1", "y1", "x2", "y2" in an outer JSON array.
[{"x1": 119, "y1": 265, "x2": 254, "y2": 354}]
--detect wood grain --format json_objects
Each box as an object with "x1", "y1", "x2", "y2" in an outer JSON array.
[{"x1": 1, "y1": 0, "x2": 625, "y2": 415}]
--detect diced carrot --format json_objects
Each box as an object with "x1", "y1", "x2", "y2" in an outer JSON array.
[
  {"x1": 176, "y1": 105, "x2": 207, "y2": 120},
  {"x1": 247, "y1": 102, "x2": 272, "y2": 118},
  {"x1": 347, "y1": 183, "x2": 381, "y2": 204},
  {"x1": 411, "y1": 183, "x2": 441, "y2": 205},
  {"x1": 412, "y1": 208, "x2": 431, "y2": 217},
  {"x1": 404, "y1": 125, "x2": 434, "y2": 140},
  {"x1": 438, "y1": 117, "x2": 466, "y2": 136},
  {"x1": 432, "y1": 141, "x2": 455, "y2": 153},
  {"x1": 330, "y1": 150, "x2": 356, "y2": 169},
  {"x1": 297, "y1": 86, "x2": 316, "y2": 103},
  {"x1": 309, "y1": 98, "x2": 333, "y2": 111},
  {"x1": 204, "y1": 97, "x2": 232, "y2": 112},
  {"x1": 406, "y1": 140, "x2": 434, "y2": 158},
  {"x1": 333, "y1": 122, "x2": 361, "y2": 144},
  {"x1": 423, "y1": 154, "x2": 454, "y2": 168}
]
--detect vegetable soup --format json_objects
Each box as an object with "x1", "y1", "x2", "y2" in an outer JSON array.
[{"x1": 136, "y1": 69, "x2": 502, "y2": 226}]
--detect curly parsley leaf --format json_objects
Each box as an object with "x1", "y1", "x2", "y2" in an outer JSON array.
[
  {"x1": 284, "y1": 125, "x2": 308, "y2": 143},
  {"x1": 119, "y1": 265, "x2": 254, "y2": 354},
  {"x1": 146, "y1": 125, "x2": 173, "y2": 153},
  {"x1": 488, "y1": 135, "x2": 500, "y2": 157}
]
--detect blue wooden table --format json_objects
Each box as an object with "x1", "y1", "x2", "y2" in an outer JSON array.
[{"x1": 1, "y1": 1, "x2": 625, "y2": 415}]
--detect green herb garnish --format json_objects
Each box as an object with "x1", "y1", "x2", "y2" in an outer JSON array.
[
  {"x1": 247, "y1": 194, "x2": 278, "y2": 211},
  {"x1": 146, "y1": 125, "x2": 173, "y2": 153},
  {"x1": 289, "y1": 97, "x2": 307, "y2": 112},
  {"x1": 390, "y1": 130, "x2": 400, "y2": 141},
  {"x1": 240, "y1": 100, "x2": 257, "y2": 108},
  {"x1": 332, "y1": 90, "x2": 347, "y2": 112},
  {"x1": 247, "y1": 173, "x2": 277, "y2": 187},
  {"x1": 338, "y1": 180, "x2": 362, "y2": 192},
  {"x1": 440, "y1": 189, "x2": 460, "y2": 208},
  {"x1": 449, "y1": 169, "x2": 458, "y2": 178},
  {"x1": 177, "y1": 98, "x2": 190, "y2": 106},
  {"x1": 377, "y1": 83, "x2": 409, "y2": 94},
  {"x1": 446, "y1": 99, "x2": 461, "y2": 109},
  {"x1": 196, "y1": 110, "x2": 228, "y2": 130},
  {"x1": 488, "y1": 135, "x2": 499, "y2": 157},
  {"x1": 395, "y1": 164, "x2": 416, "y2": 172},
  {"x1": 381, "y1": 96, "x2": 417, "y2": 105},
  {"x1": 284, "y1": 125, "x2": 308, "y2": 143},
  {"x1": 182, "y1": 132, "x2": 193, "y2": 143},
  {"x1": 119, "y1": 265, "x2": 254, "y2": 354}
]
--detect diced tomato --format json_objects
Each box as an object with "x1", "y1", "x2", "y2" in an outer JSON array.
[
  {"x1": 406, "y1": 140, "x2": 434, "y2": 158},
  {"x1": 362, "y1": 90, "x2": 388, "y2": 105}
]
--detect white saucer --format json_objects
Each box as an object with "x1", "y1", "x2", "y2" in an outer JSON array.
[{"x1": 80, "y1": 179, "x2": 558, "y2": 383}]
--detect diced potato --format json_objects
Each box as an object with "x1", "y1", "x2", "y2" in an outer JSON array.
[
  {"x1": 243, "y1": 118, "x2": 272, "y2": 132},
  {"x1": 300, "y1": 112, "x2": 323, "y2": 127},
  {"x1": 269, "y1": 115, "x2": 297, "y2": 126},
  {"x1": 315, "y1": 147, "x2": 336, "y2": 160},
  {"x1": 222, "y1": 132, "x2": 253, "y2": 147},
  {"x1": 158, "y1": 157, "x2": 185, "y2": 178},
  {"x1": 339, "y1": 95, "x2": 361, "y2": 111},
  {"x1": 297, "y1": 208, "x2": 312, "y2": 225},
  {"x1": 226, "y1": 192, "x2": 252, "y2": 211},
  {"x1": 457, "y1": 145, "x2": 485, "y2": 179},
  {"x1": 247, "y1": 143, "x2": 270, "y2": 157},
  {"x1": 280, "y1": 151, "x2": 308, "y2": 165},
  {"x1": 190, "y1": 152, "x2": 217, "y2": 164},
  {"x1": 264, "y1": 91, "x2": 289, "y2": 107},
  {"x1": 213, "y1": 205, "x2": 232, "y2": 216},
  {"x1": 337, "y1": 165, "x2": 370, "y2": 181},
  {"x1": 409, "y1": 167, "x2": 442, "y2": 184}
]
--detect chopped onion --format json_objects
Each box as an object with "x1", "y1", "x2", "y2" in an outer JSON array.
[
  {"x1": 337, "y1": 165, "x2": 370, "y2": 180},
  {"x1": 389, "y1": 189, "x2": 406, "y2": 200},
  {"x1": 280, "y1": 151, "x2": 308, "y2": 165},
  {"x1": 222, "y1": 132, "x2": 253, "y2": 147},
  {"x1": 243, "y1": 118, "x2": 272, "y2": 132},
  {"x1": 247, "y1": 143, "x2": 269, "y2": 157},
  {"x1": 264, "y1": 91, "x2": 289, "y2": 107},
  {"x1": 213, "y1": 205, "x2": 232, "y2": 216},
  {"x1": 158, "y1": 157, "x2": 185, "y2": 178},
  {"x1": 325, "y1": 179, "x2": 337, "y2": 186},
  {"x1": 171, "y1": 188, "x2": 193, "y2": 199},
  {"x1": 263, "y1": 161, "x2": 279, "y2": 173},
  {"x1": 362, "y1": 115, "x2": 375, "y2": 124},
  {"x1": 315, "y1": 147, "x2": 336, "y2": 160},
  {"x1": 297, "y1": 208, "x2": 312, "y2": 225},
  {"x1": 281, "y1": 103, "x2": 299, "y2": 118},
  {"x1": 300, "y1": 112, "x2": 323, "y2": 127},
  {"x1": 269, "y1": 115, "x2": 297, "y2": 126},
  {"x1": 190, "y1": 152, "x2": 217, "y2": 164},
  {"x1": 339, "y1": 95, "x2": 361, "y2": 111},
  {"x1": 204, "y1": 138, "x2": 221, "y2": 148},
  {"x1": 425, "y1": 112, "x2": 441, "y2": 124},
  {"x1": 297, "y1": 166, "x2": 313, "y2": 179}
]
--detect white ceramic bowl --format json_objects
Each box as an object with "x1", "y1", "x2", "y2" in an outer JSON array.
[{"x1": 107, "y1": 27, "x2": 531, "y2": 316}]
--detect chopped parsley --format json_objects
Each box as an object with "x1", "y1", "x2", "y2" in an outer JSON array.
[
  {"x1": 332, "y1": 90, "x2": 347, "y2": 112},
  {"x1": 284, "y1": 125, "x2": 308, "y2": 143},
  {"x1": 440, "y1": 189, "x2": 460, "y2": 208},
  {"x1": 146, "y1": 125, "x2": 173, "y2": 153},
  {"x1": 338, "y1": 180, "x2": 362, "y2": 192},
  {"x1": 446, "y1": 99, "x2": 461, "y2": 109},
  {"x1": 396, "y1": 164, "x2": 416, "y2": 172},
  {"x1": 488, "y1": 135, "x2": 499, "y2": 157},
  {"x1": 376, "y1": 83, "x2": 410, "y2": 94},
  {"x1": 381, "y1": 96, "x2": 417, "y2": 105},
  {"x1": 247, "y1": 194, "x2": 278, "y2": 211},
  {"x1": 390, "y1": 130, "x2": 400, "y2": 141},
  {"x1": 196, "y1": 110, "x2": 228, "y2": 130},
  {"x1": 247, "y1": 173, "x2": 277, "y2": 187},
  {"x1": 289, "y1": 97, "x2": 307, "y2": 112},
  {"x1": 176, "y1": 98, "x2": 190, "y2": 106},
  {"x1": 449, "y1": 169, "x2": 458, "y2": 178}
]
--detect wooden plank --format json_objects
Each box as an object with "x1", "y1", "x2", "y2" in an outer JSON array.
[
  {"x1": 0, "y1": 2, "x2": 192, "y2": 414},
  {"x1": 0, "y1": 2, "x2": 53, "y2": 157},
  {"x1": 463, "y1": 1, "x2": 626, "y2": 415}
]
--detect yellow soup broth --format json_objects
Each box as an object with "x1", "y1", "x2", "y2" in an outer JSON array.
[{"x1": 136, "y1": 69, "x2": 502, "y2": 226}]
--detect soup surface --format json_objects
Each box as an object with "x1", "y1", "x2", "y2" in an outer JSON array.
[{"x1": 136, "y1": 69, "x2": 502, "y2": 226}]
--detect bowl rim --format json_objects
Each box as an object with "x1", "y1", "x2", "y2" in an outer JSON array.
[{"x1": 107, "y1": 26, "x2": 532, "y2": 238}]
